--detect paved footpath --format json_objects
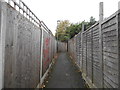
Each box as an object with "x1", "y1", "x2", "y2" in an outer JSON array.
[{"x1": 45, "y1": 52, "x2": 87, "y2": 88}]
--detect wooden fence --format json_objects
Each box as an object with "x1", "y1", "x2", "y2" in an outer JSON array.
[
  {"x1": 68, "y1": 2, "x2": 120, "y2": 88},
  {"x1": 58, "y1": 41, "x2": 67, "y2": 52},
  {"x1": 0, "y1": 0, "x2": 57, "y2": 88}
]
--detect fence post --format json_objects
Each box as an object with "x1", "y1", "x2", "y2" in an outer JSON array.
[
  {"x1": 99, "y1": 2, "x2": 104, "y2": 88},
  {"x1": 85, "y1": 28, "x2": 87, "y2": 77},
  {"x1": 40, "y1": 26, "x2": 44, "y2": 85},
  {"x1": 0, "y1": 1, "x2": 7, "y2": 89},
  {"x1": 80, "y1": 23, "x2": 85, "y2": 71},
  {"x1": 117, "y1": 1, "x2": 120, "y2": 88},
  {"x1": 91, "y1": 26, "x2": 93, "y2": 83},
  {"x1": 118, "y1": 1, "x2": 120, "y2": 10}
]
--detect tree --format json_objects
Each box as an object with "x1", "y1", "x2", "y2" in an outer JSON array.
[
  {"x1": 86, "y1": 16, "x2": 96, "y2": 29},
  {"x1": 55, "y1": 16, "x2": 96, "y2": 42},
  {"x1": 66, "y1": 23, "x2": 82, "y2": 39},
  {"x1": 55, "y1": 20, "x2": 70, "y2": 42}
]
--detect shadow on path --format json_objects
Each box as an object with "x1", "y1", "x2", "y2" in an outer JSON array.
[{"x1": 45, "y1": 52, "x2": 87, "y2": 88}]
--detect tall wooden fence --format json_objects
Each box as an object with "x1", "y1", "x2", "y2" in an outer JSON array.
[
  {"x1": 0, "y1": 0, "x2": 58, "y2": 88},
  {"x1": 68, "y1": 8, "x2": 120, "y2": 88},
  {"x1": 58, "y1": 41, "x2": 67, "y2": 52}
]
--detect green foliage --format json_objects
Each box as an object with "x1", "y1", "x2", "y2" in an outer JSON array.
[
  {"x1": 85, "y1": 16, "x2": 96, "y2": 29},
  {"x1": 55, "y1": 20, "x2": 70, "y2": 42},
  {"x1": 55, "y1": 16, "x2": 96, "y2": 42}
]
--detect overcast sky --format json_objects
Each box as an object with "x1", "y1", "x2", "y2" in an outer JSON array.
[{"x1": 11, "y1": 0, "x2": 120, "y2": 35}]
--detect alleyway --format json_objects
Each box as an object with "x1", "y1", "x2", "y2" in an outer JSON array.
[{"x1": 45, "y1": 52, "x2": 87, "y2": 88}]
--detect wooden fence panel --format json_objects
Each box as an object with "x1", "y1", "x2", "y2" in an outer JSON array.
[
  {"x1": 102, "y1": 15, "x2": 118, "y2": 88},
  {"x1": 91, "y1": 24, "x2": 102, "y2": 87},
  {"x1": 86, "y1": 29, "x2": 92, "y2": 82},
  {"x1": 42, "y1": 30, "x2": 50, "y2": 76},
  {"x1": 3, "y1": 5, "x2": 41, "y2": 88},
  {"x1": 0, "y1": 0, "x2": 57, "y2": 88}
]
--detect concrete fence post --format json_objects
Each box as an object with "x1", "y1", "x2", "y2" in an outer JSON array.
[
  {"x1": 99, "y1": 2, "x2": 104, "y2": 21},
  {"x1": 99, "y1": 2, "x2": 104, "y2": 88},
  {"x1": 118, "y1": 1, "x2": 120, "y2": 10},
  {"x1": 80, "y1": 23, "x2": 85, "y2": 71},
  {"x1": 91, "y1": 26, "x2": 93, "y2": 83},
  {"x1": 40, "y1": 27, "x2": 44, "y2": 85},
  {"x1": 82, "y1": 23, "x2": 85, "y2": 32},
  {"x1": 85, "y1": 28, "x2": 87, "y2": 77}
]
